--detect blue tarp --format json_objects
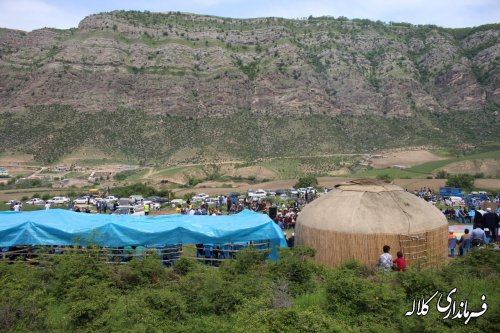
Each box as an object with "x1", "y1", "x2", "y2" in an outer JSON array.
[{"x1": 0, "y1": 209, "x2": 286, "y2": 259}]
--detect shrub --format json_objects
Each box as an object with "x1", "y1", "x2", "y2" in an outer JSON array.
[
  {"x1": 446, "y1": 173, "x2": 475, "y2": 191},
  {"x1": 376, "y1": 173, "x2": 393, "y2": 182},
  {"x1": 294, "y1": 176, "x2": 318, "y2": 188},
  {"x1": 435, "y1": 170, "x2": 449, "y2": 179}
]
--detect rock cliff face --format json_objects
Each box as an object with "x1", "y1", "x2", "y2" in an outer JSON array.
[{"x1": 0, "y1": 12, "x2": 498, "y2": 162}]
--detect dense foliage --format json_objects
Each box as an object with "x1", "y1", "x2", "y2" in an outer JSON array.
[
  {"x1": 111, "y1": 183, "x2": 173, "y2": 198},
  {"x1": 294, "y1": 176, "x2": 318, "y2": 188},
  {"x1": 0, "y1": 106, "x2": 499, "y2": 164},
  {"x1": 446, "y1": 174, "x2": 475, "y2": 191},
  {"x1": 0, "y1": 246, "x2": 498, "y2": 332}
]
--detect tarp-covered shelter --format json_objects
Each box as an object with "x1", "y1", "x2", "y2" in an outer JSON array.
[
  {"x1": 0, "y1": 209, "x2": 286, "y2": 259},
  {"x1": 295, "y1": 180, "x2": 448, "y2": 268}
]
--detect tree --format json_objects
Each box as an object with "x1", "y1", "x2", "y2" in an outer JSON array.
[
  {"x1": 435, "y1": 170, "x2": 449, "y2": 179},
  {"x1": 446, "y1": 174, "x2": 474, "y2": 191},
  {"x1": 294, "y1": 176, "x2": 318, "y2": 188},
  {"x1": 376, "y1": 174, "x2": 393, "y2": 182}
]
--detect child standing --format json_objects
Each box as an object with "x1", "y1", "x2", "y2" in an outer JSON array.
[{"x1": 393, "y1": 251, "x2": 406, "y2": 271}]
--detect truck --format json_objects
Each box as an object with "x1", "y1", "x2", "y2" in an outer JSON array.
[{"x1": 439, "y1": 187, "x2": 463, "y2": 197}]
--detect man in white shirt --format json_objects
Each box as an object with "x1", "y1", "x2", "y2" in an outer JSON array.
[
  {"x1": 13, "y1": 202, "x2": 20, "y2": 212},
  {"x1": 378, "y1": 245, "x2": 393, "y2": 270},
  {"x1": 44, "y1": 202, "x2": 51, "y2": 210}
]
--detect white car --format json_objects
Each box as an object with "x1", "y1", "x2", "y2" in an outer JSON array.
[
  {"x1": 74, "y1": 196, "x2": 90, "y2": 204},
  {"x1": 112, "y1": 205, "x2": 145, "y2": 216},
  {"x1": 129, "y1": 195, "x2": 144, "y2": 203},
  {"x1": 247, "y1": 190, "x2": 256, "y2": 197},
  {"x1": 143, "y1": 200, "x2": 160, "y2": 210},
  {"x1": 47, "y1": 196, "x2": 70, "y2": 204},
  {"x1": 205, "y1": 198, "x2": 218, "y2": 206},
  {"x1": 104, "y1": 196, "x2": 118, "y2": 203},
  {"x1": 445, "y1": 196, "x2": 465, "y2": 206},
  {"x1": 192, "y1": 193, "x2": 209, "y2": 202},
  {"x1": 253, "y1": 189, "x2": 267, "y2": 198},
  {"x1": 170, "y1": 199, "x2": 184, "y2": 204},
  {"x1": 25, "y1": 198, "x2": 45, "y2": 205},
  {"x1": 306, "y1": 187, "x2": 316, "y2": 194}
]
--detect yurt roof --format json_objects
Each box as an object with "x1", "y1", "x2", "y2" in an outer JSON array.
[{"x1": 297, "y1": 179, "x2": 447, "y2": 235}]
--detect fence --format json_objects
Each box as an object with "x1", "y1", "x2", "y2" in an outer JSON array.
[{"x1": 0, "y1": 240, "x2": 272, "y2": 267}]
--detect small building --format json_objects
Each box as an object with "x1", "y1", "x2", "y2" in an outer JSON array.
[
  {"x1": 0, "y1": 167, "x2": 9, "y2": 177},
  {"x1": 295, "y1": 179, "x2": 448, "y2": 268}
]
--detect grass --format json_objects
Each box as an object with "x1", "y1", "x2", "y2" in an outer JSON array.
[
  {"x1": 349, "y1": 168, "x2": 430, "y2": 179},
  {"x1": 154, "y1": 165, "x2": 203, "y2": 178},
  {"x1": 0, "y1": 202, "x2": 45, "y2": 211},
  {"x1": 408, "y1": 148, "x2": 500, "y2": 174},
  {"x1": 125, "y1": 169, "x2": 149, "y2": 182}
]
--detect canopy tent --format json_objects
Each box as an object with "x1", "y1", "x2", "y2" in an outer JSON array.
[{"x1": 0, "y1": 209, "x2": 286, "y2": 259}]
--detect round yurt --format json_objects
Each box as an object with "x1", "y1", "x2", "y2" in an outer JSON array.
[{"x1": 295, "y1": 180, "x2": 448, "y2": 268}]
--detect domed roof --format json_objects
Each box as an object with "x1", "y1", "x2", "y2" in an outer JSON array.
[{"x1": 297, "y1": 180, "x2": 447, "y2": 235}]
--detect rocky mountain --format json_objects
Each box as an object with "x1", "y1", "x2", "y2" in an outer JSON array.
[{"x1": 0, "y1": 11, "x2": 498, "y2": 163}]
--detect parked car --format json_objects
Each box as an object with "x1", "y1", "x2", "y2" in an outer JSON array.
[
  {"x1": 254, "y1": 189, "x2": 267, "y2": 198},
  {"x1": 306, "y1": 187, "x2": 316, "y2": 194},
  {"x1": 275, "y1": 189, "x2": 285, "y2": 195},
  {"x1": 205, "y1": 198, "x2": 218, "y2": 206},
  {"x1": 143, "y1": 200, "x2": 161, "y2": 210},
  {"x1": 112, "y1": 205, "x2": 145, "y2": 216},
  {"x1": 247, "y1": 190, "x2": 256, "y2": 197},
  {"x1": 47, "y1": 196, "x2": 70, "y2": 204},
  {"x1": 74, "y1": 196, "x2": 91, "y2": 204},
  {"x1": 25, "y1": 198, "x2": 45, "y2": 205},
  {"x1": 145, "y1": 196, "x2": 170, "y2": 203},
  {"x1": 129, "y1": 195, "x2": 144, "y2": 203},
  {"x1": 170, "y1": 198, "x2": 184, "y2": 204},
  {"x1": 104, "y1": 196, "x2": 118, "y2": 203},
  {"x1": 192, "y1": 193, "x2": 209, "y2": 202}
]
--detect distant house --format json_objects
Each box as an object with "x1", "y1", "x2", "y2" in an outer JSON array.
[
  {"x1": 0, "y1": 168, "x2": 9, "y2": 177},
  {"x1": 54, "y1": 165, "x2": 70, "y2": 171}
]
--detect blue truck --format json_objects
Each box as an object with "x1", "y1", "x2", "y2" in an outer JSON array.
[{"x1": 439, "y1": 187, "x2": 463, "y2": 197}]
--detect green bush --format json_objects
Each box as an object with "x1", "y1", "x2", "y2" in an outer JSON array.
[
  {"x1": 0, "y1": 246, "x2": 498, "y2": 332},
  {"x1": 294, "y1": 176, "x2": 318, "y2": 188},
  {"x1": 446, "y1": 173, "x2": 475, "y2": 191},
  {"x1": 376, "y1": 173, "x2": 393, "y2": 182}
]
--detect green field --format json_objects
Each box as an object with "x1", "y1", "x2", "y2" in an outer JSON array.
[
  {"x1": 349, "y1": 168, "x2": 431, "y2": 179},
  {"x1": 408, "y1": 148, "x2": 500, "y2": 174}
]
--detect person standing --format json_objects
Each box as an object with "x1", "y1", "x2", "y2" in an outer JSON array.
[
  {"x1": 393, "y1": 251, "x2": 406, "y2": 271},
  {"x1": 483, "y1": 207, "x2": 499, "y2": 242},
  {"x1": 471, "y1": 224, "x2": 487, "y2": 246},
  {"x1": 144, "y1": 202, "x2": 150, "y2": 216},
  {"x1": 44, "y1": 201, "x2": 51, "y2": 210}
]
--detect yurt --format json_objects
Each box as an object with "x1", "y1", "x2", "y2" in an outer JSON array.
[{"x1": 295, "y1": 180, "x2": 448, "y2": 268}]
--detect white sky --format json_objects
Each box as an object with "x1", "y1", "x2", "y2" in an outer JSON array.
[{"x1": 0, "y1": 0, "x2": 498, "y2": 31}]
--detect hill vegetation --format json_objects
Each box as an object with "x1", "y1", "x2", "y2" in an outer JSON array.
[
  {"x1": 0, "y1": 105, "x2": 498, "y2": 164},
  {"x1": 0, "y1": 246, "x2": 498, "y2": 332}
]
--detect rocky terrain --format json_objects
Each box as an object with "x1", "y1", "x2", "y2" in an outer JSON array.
[{"x1": 0, "y1": 11, "x2": 499, "y2": 163}]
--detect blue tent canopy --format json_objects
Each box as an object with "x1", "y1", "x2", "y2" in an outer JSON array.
[{"x1": 0, "y1": 209, "x2": 287, "y2": 259}]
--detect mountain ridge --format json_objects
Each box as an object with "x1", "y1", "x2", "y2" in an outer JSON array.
[{"x1": 0, "y1": 11, "x2": 499, "y2": 163}]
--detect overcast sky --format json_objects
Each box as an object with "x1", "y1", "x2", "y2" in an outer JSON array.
[{"x1": 1, "y1": 0, "x2": 498, "y2": 31}]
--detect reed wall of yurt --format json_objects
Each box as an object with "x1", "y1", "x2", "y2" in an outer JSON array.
[{"x1": 295, "y1": 224, "x2": 448, "y2": 268}]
